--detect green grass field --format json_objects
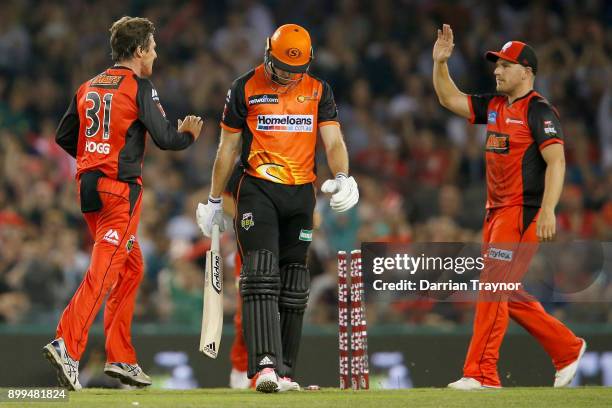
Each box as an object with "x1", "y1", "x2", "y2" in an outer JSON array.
[{"x1": 1, "y1": 387, "x2": 611, "y2": 408}]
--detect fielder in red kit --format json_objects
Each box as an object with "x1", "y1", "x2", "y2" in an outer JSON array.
[
  {"x1": 433, "y1": 25, "x2": 585, "y2": 389},
  {"x1": 43, "y1": 17, "x2": 203, "y2": 390}
]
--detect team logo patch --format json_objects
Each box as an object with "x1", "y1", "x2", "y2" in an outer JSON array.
[
  {"x1": 485, "y1": 131, "x2": 510, "y2": 154},
  {"x1": 126, "y1": 235, "x2": 136, "y2": 253},
  {"x1": 152, "y1": 88, "x2": 166, "y2": 117},
  {"x1": 256, "y1": 115, "x2": 313, "y2": 132},
  {"x1": 543, "y1": 120, "x2": 557, "y2": 135},
  {"x1": 297, "y1": 94, "x2": 317, "y2": 103},
  {"x1": 487, "y1": 247, "x2": 513, "y2": 262},
  {"x1": 286, "y1": 48, "x2": 302, "y2": 59},
  {"x1": 256, "y1": 163, "x2": 285, "y2": 182},
  {"x1": 487, "y1": 111, "x2": 497, "y2": 124},
  {"x1": 241, "y1": 213, "x2": 254, "y2": 231},
  {"x1": 91, "y1": 74, "x2": 124, "y2": 89},
  {"x1": 299, "y1": 229, "x2": 313, "y2": 241},
  {"x1": 248, "y1": 94, "x2": 279, "y2": 105}
]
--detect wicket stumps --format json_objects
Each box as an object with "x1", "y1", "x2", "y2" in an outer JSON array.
[{"x1": 337, "y1": 250, "x2": 369, "y2": 390}]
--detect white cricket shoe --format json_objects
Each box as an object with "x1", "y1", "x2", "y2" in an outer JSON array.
[
  {"x1": 255, "y1": 367, "x2": 279, "y2": 393},
  {"x1": 42, "y1": 338, "x2": 82, "y2": 391},
  {"x1": 279, "y1": 376, "x2": 300, "y2": 392},
  {"x1": 448, "y1": 377, "x2": 487, "y2": 390},
  {"x1": 554, "y1": 338, "x2": 587, "y2": 388},
  {"x1": 104, "y1": 362, "x2": 152, "y2": 387},
  {"x1": 230, "y1": 368, "x2": 250, "y2": 389}
]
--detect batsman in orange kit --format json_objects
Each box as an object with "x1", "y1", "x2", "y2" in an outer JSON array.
[
  {"x1": 196, "y1": 24, "x2": 359, "y2": 393},
  {"x1": 43, "y1": 17, "x2": 203, "y2": 390},
  {"x1": 432, "y1": 24, "x2": 585, "y2": 389}
]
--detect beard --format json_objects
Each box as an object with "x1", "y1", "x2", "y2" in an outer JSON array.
[{"x1": 495, "y1": 80, "x2": 510, "y2": 94}]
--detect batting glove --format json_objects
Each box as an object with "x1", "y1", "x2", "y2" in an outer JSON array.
[
  {"x1": 196, "y1": 196, "x2": 226, "y2": 237},
  {"x1": 321, "y1": 173, "x2": 359, "y2": 212}
]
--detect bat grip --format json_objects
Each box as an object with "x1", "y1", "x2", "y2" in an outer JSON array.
[{"x1": 211, "y1": 224, "x2": 220, "y2": 252}]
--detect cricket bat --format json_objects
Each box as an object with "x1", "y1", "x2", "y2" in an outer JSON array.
[{"x1": 199, "y1": 224, "x2": 223, "y2": 358}]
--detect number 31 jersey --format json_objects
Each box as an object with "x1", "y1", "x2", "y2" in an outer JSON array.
[
  {"x1": 56, "y1": 66, "x2": 194, "y2": 185},
  {"x1": 220, "y1": 64, "x2": 339, "y2": 185}
]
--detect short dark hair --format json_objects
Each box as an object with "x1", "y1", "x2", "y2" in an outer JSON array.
[{"x1": 109, "y1": 16, "x2": 155, "y2": 63}]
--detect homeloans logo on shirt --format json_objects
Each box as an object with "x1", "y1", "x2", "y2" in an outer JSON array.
[{"x1": 256, "y1": 115, "x2": 314, "y2": 132}]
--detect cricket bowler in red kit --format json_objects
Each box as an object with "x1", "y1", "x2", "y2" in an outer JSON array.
[
  {"x1": 432, "y1": 24, "x2": 585, "y2": 389},
  {"x1": 43, "y1": 16, "x2": 203, "y2": 390}
]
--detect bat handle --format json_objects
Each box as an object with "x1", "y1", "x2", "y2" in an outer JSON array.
[{"x1": 211, "y1": 223, "x2": 220, "y2": 252}]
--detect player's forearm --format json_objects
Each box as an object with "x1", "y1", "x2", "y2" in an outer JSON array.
[
  {"x1": 541, "y1": 156, "x2": 565, "y2": 212},
  {"x1": 433, "y1": 61, "x2": 462, "y2": 107},
  {"x1": 325, "y1": 135, "x2": 349, "y2": 176},
  {"x1": 210, "y1": 141, "x2": 239, "y2": 199}
]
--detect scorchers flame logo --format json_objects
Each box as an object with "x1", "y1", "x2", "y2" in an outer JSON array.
[
  {"x1": 249, "y1": 150, "x2": 309, "y2": 184},
  {"x1": 256, "y1": 163, "x2": 287, "y2": 183}
]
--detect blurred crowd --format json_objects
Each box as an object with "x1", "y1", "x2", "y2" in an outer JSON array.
[{"x1": 0, "y1": 0, "x2": 610, "y2": 328}]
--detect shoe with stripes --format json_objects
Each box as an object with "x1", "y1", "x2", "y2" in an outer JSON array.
[
  {"x1": 42, "y1": 338, "x2": 82, "y2": 391},
  {"x1": 104, "y1": 362, "x2": 152, "y2": 387}
]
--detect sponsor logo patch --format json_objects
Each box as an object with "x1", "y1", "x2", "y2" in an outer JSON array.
[
  {"x1": 248, "y1": 94, "x2": 279, "y2": 105},
  {"x1": 487, "y1": 111, "x2": 497, "y2": 124},
  {"x1": 487, "y1": 247, "x2": 513, "y2": 262},
  {"x1": 259, "y1": 356, "x2": 274, "y2": 366},
  {"x1": 241, "y1": 213, "x2": 254, "y2": 231},
  {"x1": 85, "y1": 140, "x2": 110, "y2": 155},
  {"x1": 299, "y1": 229, "x2": 313, "y2": 241},
  {"x1": 204, "y1": 342, "x2": 217, "y2": 357},
  {"x1": 103, "y1": 229, "x2": 120, "y2": 246},
  {"x1": 505, "y1": 117, "x2": 524, "y2": 125},
  {"x1": 91, "y1": 74, "x2": 124, "y2": 89},
  {"x1": 485, "y1": 131, "x2": 510, "y2": 154},
  {"x1": 210, "y1": 253, "x2": 222, "y2": 294},
  {"x1": 256, "y1": 115, "x2": 313, "y2": 132}
]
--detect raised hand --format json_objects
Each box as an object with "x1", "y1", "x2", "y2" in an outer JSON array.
[
  {"x1": 433, "y1": 24, "x2": 455, "y2": 63},
  {"x1": 178, "y1": 115, "x2": 203, "y2": 140}
]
